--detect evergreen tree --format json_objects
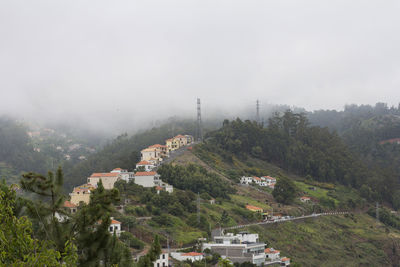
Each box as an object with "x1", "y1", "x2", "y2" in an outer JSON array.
[
  {"x1": 0, "y1": 181, "x2": 78, "y2": 266},
  {"x1": 272, "y1": 177, "x2": 297, "y2": 204}
]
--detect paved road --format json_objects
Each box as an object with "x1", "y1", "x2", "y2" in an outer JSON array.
[{"x1": 223, "y1": 212, "x2": 349, "y2": 230}]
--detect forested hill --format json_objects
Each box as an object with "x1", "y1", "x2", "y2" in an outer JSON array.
[
  {"x1": 63, "y1": 120, "x2": 199, "y2": 189},
  {"x1": 202, "y1": 111, "x2": 399, "y2": 208},
  {"x1": 0, "y1": 117, "x2": 48, "y2": 181},
  {"x1": 308, "y1": 103, "x2": 400, "y2": 209}
]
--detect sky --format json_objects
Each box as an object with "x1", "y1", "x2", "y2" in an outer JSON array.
[{"x1": 1, "y1": 0, "x2": 400, "y2": 131}]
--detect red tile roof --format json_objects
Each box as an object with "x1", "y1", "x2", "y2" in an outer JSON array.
[
  {"x1": 111, "y1": 219, "x2": 121, "y2": 224},
  {"x1": 155, "y1": 186, "x2": 163, "y2": 191},
  {"x1": 174, "y1": 135, "x2": 185, "y2": 138},
  {"x1": 64, "y1": 201, "x2": 77, "y2": 208},
  {"x1": 182, "y1": 252, "x2": 203, "y2": 256},
  {"x1": 265, "y1": 248, "x2": 280, "y2": 254},
  {"x1": 135, "y1": 171, "x2": 157, "y2": 176},
  {"x1": 281, "y1": 257, "x2": 290, "y2": 262},
  {"x1": 246, "y1": 205, "x2": 263, "y2": 211},
  {"x1": 149, "y1": 144, "x2": 167, "y2": 148},
  {"x1": 113, "y1": 168, "x2": 122, "y2": 171},
  {"x1": 253, "y1": 177, "x2": 261, "y2": 181},
  {"x1": 137, "y1": 161, "x2": 151, "y2": 165}
]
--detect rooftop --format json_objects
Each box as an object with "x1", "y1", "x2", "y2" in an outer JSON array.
[{"x1": 182, "y1": 252, "x2": 203, "y2": 256}]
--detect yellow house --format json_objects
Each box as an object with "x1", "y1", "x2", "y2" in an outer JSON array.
[
  {"x1": 69, "y1": 184, "x2": 96, "y2": 205},
  {"x1": 166, "y1": 138, "x2": 174, "y2": 151},
  {"x1": 174, "y1": 135, "x2": 188, "y2": 147}
]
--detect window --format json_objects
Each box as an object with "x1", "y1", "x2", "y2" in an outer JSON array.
[
  {"x1": 162, "y1": 254, "x2": 165, "y2": 259},
  {"x1": 109, "y1": 226, "x2": 113, "y2": 232},
  {"x1": 157, "y1": 263, "x2": 160, "y2": 267}
]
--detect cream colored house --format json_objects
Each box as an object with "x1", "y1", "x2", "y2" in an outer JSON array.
[
  {"x1": 87, "y1": 172, "x2": 120, "y2": 190},
  {"x1": 69, "y1": 184, "x2": 96, "y2": 205},
  {"x1": 141, "y1": 144, "x2": 168, "y2": 162}
]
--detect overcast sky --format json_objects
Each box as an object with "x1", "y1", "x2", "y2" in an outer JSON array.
[{"x1": 1, "y1": 0, "x2": 400, "y2": 130}]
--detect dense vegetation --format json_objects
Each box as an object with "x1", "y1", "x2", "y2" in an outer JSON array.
[
  {"x1": 0, "y1": 117, "x2": 48, "y2": 179},
  {"x1": 203, "y1": 111, "x2": 399, "y2": 207},
  {"x1": 2, "y1": 168, "x2": 133, "y2": 266},
  {"x1": 157, "y1": 164, "x2": 236, "y2": 199},
  {"x1": 309, "y1": 103, "x2": 400, "y2": 209}
]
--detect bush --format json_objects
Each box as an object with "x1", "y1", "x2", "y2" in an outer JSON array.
[{"x1": 119, "y1": 232, "x2": 145, "y2": 249}]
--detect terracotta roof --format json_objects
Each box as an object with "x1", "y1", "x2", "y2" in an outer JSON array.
[
  {"x1": 300, "y1": 196, "x2": 311, "y2": 200},
  {"x1": 174, "y1": 135, "x2": 185, "y2": 138},
  {"x1": 149, "y1": 144, "x2": 167, "y2": 148},
  {"x1": 379, "y1": 138, "x2": 400, "y2": 144},
  {"x1": 253, "y1": 177, "x2": 261, "y2": 181},
  {"x1": 155, "y1": 186, "x2": 163, "y2": 191},
  {"x1": 113, "y1": 168, "x2": 122, "y2": 171},
  {"x1": 90, "y1": 173, "x2": 119, "y2": 177},
  {"x1": 135, "y1": 171, "x2": 157, "y2": 176},
  {"x1": 265, "y1": 248, "x2": 280, "y2": 254},
  {"x1": 137, "y1": 161, "x2": 152, "y2": 165},
  {"x1": 64, "y1": 201, "x2": 77, "y2": 208},
  {"x1": 245, "y1": 205, "x2": 263, "y2": 211},
  {"x1": 166, "y1": 138, "x2": 173, "y2": 142},
  {"x1": 182, "y1": 252, "x2": 203, "y2": 256},
  {"x1": 281, "y1": 257, "x2": 290, "y2": 262},
  {"x1": 111, "y1": 219, "x2": 121, "y2": 224}
]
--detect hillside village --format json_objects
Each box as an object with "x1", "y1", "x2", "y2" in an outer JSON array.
[
  {"x1": 60, "y1": 134, "x2": 296, "y2": 267},
  {"x1": 67, "y1": 134, "x2": 195, "y2": 205}
]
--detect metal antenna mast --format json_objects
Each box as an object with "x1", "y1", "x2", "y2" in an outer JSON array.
[
  {"x1": 196, "y1": 98, "x2": 203, "y2": 141},
  {"x1": 256, "y1": 99, "x2": 260, "y2": 125}
]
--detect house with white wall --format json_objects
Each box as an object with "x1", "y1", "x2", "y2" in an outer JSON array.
[
  {"x1": 153, "y1": 251, "x2": 169, "y2": 267},
  {"x1": 134, "y1": 172, "x2": 160, "y2": 187},
  {"x1": 265, "y1": 248, "x2": 280, "y2": 261},
  {"x1": 240, "y1": 176, "x2": 253, "y2": 185},
  {"x1": 136, "y1": 161, "x2": 155, "y2": 172},
  {"x1": 109, "y1": 218, "x2": 122, "y2": 237}
]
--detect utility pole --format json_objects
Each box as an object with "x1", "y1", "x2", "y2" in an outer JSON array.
[{"x1": 196, "y1": 98, "x2": 203, "y2": 142}]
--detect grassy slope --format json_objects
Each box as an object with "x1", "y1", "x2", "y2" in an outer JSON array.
[{"x1": 167, "y1": 147, "x2": 400, "y2": 266}]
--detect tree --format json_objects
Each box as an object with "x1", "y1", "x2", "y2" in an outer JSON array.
[
  {"x1": 220, "y1": 210, "x2": 230, "y2": 225},
  {"x1": 138, "y1": 235, "x2": 161, "y2": 267},
  {"x1": 272, "y1": 177, "x2": 297, "y2": 204},
  {"x1": 218, "y1": 257, "x2": 234, "y2": 267},
  {"x1": 0, "y1": 182, "x2": 77, "y2": 266}
]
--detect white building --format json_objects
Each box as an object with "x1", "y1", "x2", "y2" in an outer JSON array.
[
  {"x1": 109, "y1": 218, "x2": 122, "y2": 237},
  {"x1": 171, "y1": 252, "x2": 204, "y2": 262},
  {"x1": 240, "y1": 176, "x2": 253, "y2": 185},
  {"x1": 134, "y1": 172, "x2": 160, "y2": 187},
  {"x1": 203, "y1": 231, "x2": 265, "y2": 266},
  {"x1": 153, "y1": 251, "x2": 169, "y2": 267},
  {"x1": 213, "y1": 232, "x2": 259, "y2": 244},
  {"x1": 265, "y1": 248, "x2": 280, "y2": 261},
  {"x1": 136, "y1": 161, "x2": 155, "y2": 172},
  {"x1": 261, "y1": 176, "x2": 276, "y2": 189},
  {"x1": 111, "y1": 168, "x2": 134, "y2": 182}
]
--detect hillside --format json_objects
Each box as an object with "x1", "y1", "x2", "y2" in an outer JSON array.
[{"x1": 149, "y1": 146, "x2": 400, "y2": 266}]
